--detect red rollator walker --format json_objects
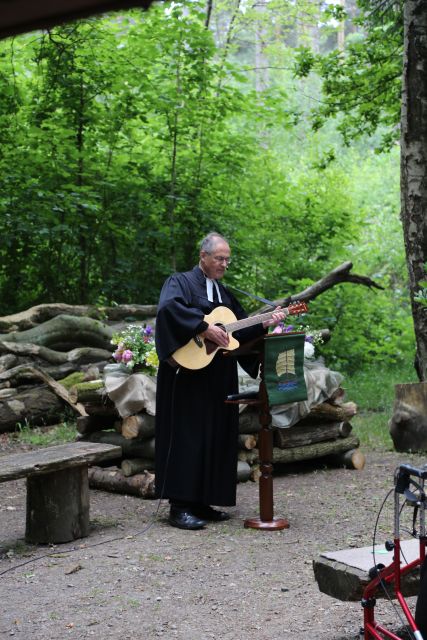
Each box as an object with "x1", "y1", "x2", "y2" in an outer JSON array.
[{"x1": 362, "y1": 463, "x2": 427, "y2": 640}]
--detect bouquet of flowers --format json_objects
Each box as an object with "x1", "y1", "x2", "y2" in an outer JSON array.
[
  {"x1": 270, "y1": 322, "x2": 324, "y2": 359},
  {"x1": 111, "y1": 324, "x2": 159, "y2": 375}
]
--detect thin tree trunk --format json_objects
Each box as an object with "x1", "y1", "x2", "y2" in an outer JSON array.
[{"x1": 400, "y1": 0, "x2": 427, "y2": 380}]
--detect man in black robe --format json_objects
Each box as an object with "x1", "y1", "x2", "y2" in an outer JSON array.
[{"x1": 155, "y1": 232, "x2": 284, "y2": 530}]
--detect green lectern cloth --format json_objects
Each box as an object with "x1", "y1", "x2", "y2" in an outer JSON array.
[{"x1": 264, "y1": 333, "x2": 308, "y2": 406}]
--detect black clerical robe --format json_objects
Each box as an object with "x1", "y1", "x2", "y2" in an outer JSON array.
[{"x1": 154, "y1": 266, "x2": 264, "y2": 506}]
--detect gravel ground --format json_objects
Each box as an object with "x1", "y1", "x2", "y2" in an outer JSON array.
[{"x1": 1, "y1": 445, "x2": 426, "y2": 640}]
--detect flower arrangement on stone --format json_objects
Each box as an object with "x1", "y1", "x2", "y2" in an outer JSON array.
[
  {"x1": 111, "y1": 324, "x2": 159, "y2": 375},
  {"x1": 270, "y1": 323, "x2": 324, "y2": 359}
]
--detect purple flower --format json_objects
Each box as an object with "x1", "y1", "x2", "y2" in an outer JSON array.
[
  {"x1": 284, "y1": 325, "x2": 294, "y2": 333},
  {"x1": 144, "y1": 325, "x2": 153, "y2": 336},
  {"x1": 113, "y1": 350, "x2": 122, "y2": 362},
  {"x1": 305, "y1": 335, "x2": 314, "y2": 343}
]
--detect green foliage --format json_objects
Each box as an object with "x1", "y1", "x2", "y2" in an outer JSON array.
[
  {"x1": 15, "y1": 421, "x2": 77, "y2": 446},
  {"x1": 294, "y1": 1, "x2": 403, "y2": 149},
  {"x1": 0, "y1": 1, "x2": 416, "y2": 378}
]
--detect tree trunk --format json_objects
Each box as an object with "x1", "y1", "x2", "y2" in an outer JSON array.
[
  {"x1": 0, "y1": 386, "x2": 65, "y2": 432},
  {"x1": 238, "y1": 409, "x2": 261, "y2": 434},
  {"x1": 121, "y1": 458, "x2": 155, "y2": 476},
  {"x1": 0, "y1": 354, "x2": 18, "y2": 371},
  {"x1": 69, "y1": 381, "x2": 105, "y2": 404},
  {"x1": 121, "y1": 413, "x2": 155, "y2": 440},
  {"x1": 84, "y1": 431, "x2": 155, "y2": 458},
  {"x1": 0, "y1": 388, "x2": 17, "y2": 399},
  {"x1": 299, "y1": 401, "x2": 357, "y2": 424},
  {"x1": 0, "y1": 340, "x2": 111, "y2": 366},
  {"x1": 0, "y1": 314, "x2": 113, "y2": 351},
  {"x1": 0, "y1": 303, "x2": 157, "y2": 333},
  {"x1": 400, "y1": 0, "x2": 427, "y2": 380},
  {"x1": 326, "y1": 448, "x2": 366, "y2": 470},
  {"x1": 26, "y1": 465, "x2": 89, "y2": 544},
  {"x1": 273, "y1": 421, "x2": 352, "y2": 448},
  {"x1": 271, "y1": 435, "x2": 360, "y2": 464},
  {"x1": 82, "y1": 401, "x2": 119, "y2": 418},
  {"x1": 238, "y1": 433, "x2": 258, "y2": 450},
  {"x1": 237, "y1": 460, "x2": 251, "y2": 482},
  {"x1": 88, "y1": 466, "x2": 155, "y2": 498},
  {"x1": 239, "y1": 401, "x2": 357, "y2": 434},
  {"x1": 76, "y1": 414, "x2": 118, "y2": 435},
  {"x1": 238, "y1": 450, "x2": 259, "y2": 464},
  {"x1": 0, "y1": 365, "x2": 87, "y2": 416},
  {"x1": 389, "y1": 381, "x2": 427, "y2": 452}
]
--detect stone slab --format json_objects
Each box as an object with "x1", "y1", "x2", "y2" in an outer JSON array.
[{"x1": 313, "y1": 539, "x2": 422, "y2": 602}]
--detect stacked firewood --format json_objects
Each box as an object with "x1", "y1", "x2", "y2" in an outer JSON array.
[
  {"x1": 238, "y1": 386, "x2": 363, "y2": 473},
  {"x1": 65, "y1": 375, "x2": 363, "y2": 499},
  {"x1": 68, "y1": 376, "x2": 260, "y2": 491},
  {"x1": 0, "y1": 292, "x2": 371, "y2": 498}
]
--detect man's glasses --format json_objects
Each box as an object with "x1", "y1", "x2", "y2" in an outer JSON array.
[{"x1": 209, "y1": 255, "x2": 232, "y2": 265}]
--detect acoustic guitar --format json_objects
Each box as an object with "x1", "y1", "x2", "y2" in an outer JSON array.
[{"x1": 172, "y1": 301, "x2": 308, "y2": 370}]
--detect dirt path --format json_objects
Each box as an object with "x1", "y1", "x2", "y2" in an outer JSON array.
[{"x1": 0, "y1": 448, "x2": 425, "y2": 640}]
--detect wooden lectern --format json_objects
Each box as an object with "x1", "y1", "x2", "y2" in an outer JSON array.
[{"x1": 226, "y1": 333, "x2": 308, "y2": 531}]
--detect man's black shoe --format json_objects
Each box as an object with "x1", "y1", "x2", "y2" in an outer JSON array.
[
  {"x1": 169, "y1": 508, "x2": 207, "y2": 530},
  {"x1": 193, "y1": 505, "x2": 230, "y2": 522}
]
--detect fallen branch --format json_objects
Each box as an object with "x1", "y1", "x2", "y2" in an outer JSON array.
[{"x1": 255, "y1": 261, "x2": 384, "y2": 312}]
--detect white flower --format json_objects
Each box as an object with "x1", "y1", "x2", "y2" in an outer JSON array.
[{"x1": 304, "y1": 341, "x2": 315, "y2": 359}]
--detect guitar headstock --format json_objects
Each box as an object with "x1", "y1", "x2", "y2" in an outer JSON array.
[{"x1": 287, "y1": 301, "x2": 308, "y2": 316}]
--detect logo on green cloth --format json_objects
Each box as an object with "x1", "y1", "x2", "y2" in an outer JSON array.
[{"x1": 264, "y1": 334, "x2": 308, "y2": 405}]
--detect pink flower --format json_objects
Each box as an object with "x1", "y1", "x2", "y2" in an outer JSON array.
[
  {"x1": 122, "y1": 349, "x2": 134, "y2": 363},
  {"x1": 113, "y1": 350, "x2": 123, "y2": 362}
]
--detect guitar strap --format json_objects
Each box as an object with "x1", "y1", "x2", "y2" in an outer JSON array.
[{"x1": 225, "y1": 284, "x2": 283, "y2": 308}]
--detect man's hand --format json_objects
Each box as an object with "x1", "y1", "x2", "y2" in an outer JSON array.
[
  {"x1": 262, "y1": 306, "x2": 286, "y2": 329},
  {"x1": 201, "y1": 324, "x2": 230, "y2": 348}
]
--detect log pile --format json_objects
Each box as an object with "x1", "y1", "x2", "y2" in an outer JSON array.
[
  {"x1": 0, "y1": 305, "x2": 155, "y2": 433},
  {"x1": 238, "y1": 392, "x2": 364, "y2": 473},
  {"x1": 71, "y1": 378, "x2": 363, "y2": 496},
  {"x1": 0, "y1": 359, "x2": 364, "y2": 496},
  {"x1": 0, "y1": 281, "x2": 374, "y2": 497},
  {"x1": 76, "y1": 398, "x2": 260, "y2": 488}
]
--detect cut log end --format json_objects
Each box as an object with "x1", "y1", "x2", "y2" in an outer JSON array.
[{"x1": 327, "y1": 448, "x2": 366, "y2": 470}]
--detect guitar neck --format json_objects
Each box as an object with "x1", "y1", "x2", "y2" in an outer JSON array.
[{"x1": 225, "y1": 309, "x2": 288, "y2": 333}]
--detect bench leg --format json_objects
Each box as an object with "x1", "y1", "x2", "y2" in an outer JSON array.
[{"x1": 25, "y1": 465, "x2": 90, "y2": 544}]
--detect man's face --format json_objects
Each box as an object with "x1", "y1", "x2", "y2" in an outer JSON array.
[{"x1": 200, "y1": 240, "x2": 231, "y2": 280}]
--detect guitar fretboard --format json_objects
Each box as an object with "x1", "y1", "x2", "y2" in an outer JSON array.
[{"x1": 224, "y1": 309, "x2": 288, "y2": 333}]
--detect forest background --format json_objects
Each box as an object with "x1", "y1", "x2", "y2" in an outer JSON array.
[{"x1": 0, "y1": 0, "x2": 419, "y2": 414}]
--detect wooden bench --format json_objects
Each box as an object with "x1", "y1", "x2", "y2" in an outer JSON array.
[
  {"x1": 0, "y1": 441, "x2": 121, "y2": 544},
  {"x1": 313, "y1": 539, "x2": 421, "y2": 601}
]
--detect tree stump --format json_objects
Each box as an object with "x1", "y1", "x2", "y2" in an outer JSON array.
[
  {"x1": 389, "y1": 382, "x2": 427, "y2": 452},
  {"x1": 26, "y1": 466, "x2": 89, "y2": 544}
]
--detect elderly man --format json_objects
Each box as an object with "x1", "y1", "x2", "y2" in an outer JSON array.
[{"x1": 155, "y1": 232, "x2": 284, "y2": 530}]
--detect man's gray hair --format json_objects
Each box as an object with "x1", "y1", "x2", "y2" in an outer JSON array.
[{"x1": 200, "y1": 232, "x2": 229, "y2": 254}]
